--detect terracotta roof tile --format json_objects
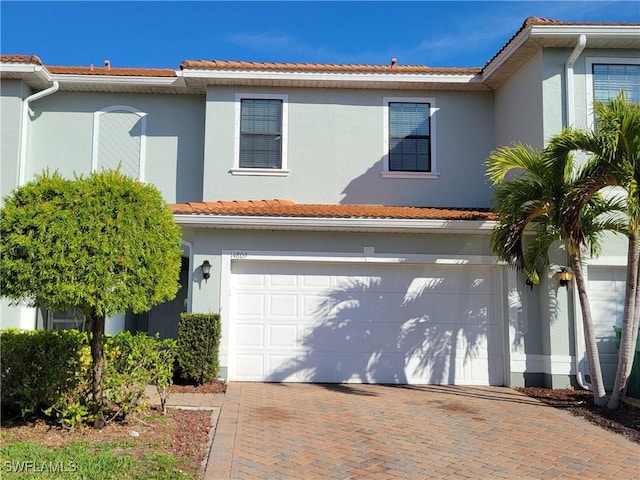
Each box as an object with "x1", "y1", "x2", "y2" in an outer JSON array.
[
  {"x1": 180, "y1": 59, "x2": 482, "y2": 75},
  {"x1": 0, "y1": 54, "x2": 43, "y2": 65},
  {"x1": 47, "y1": 65, "x2": 177, "y2": 77},
  {"x1": 170, "y1": 200, "x2": 496, "y2": 221}
]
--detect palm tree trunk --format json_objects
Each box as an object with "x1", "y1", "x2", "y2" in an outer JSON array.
[
  {"x1": 571, "y1": 253, "x2": 608, "y2": 406},
  {"x1": 89, "y1": 311, "x2": 107, "y2": 428},
  {"x1": 608, "y1": 231, "x2": 640, "y2": 409}
]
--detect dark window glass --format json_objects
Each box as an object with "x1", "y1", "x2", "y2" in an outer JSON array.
[
  {"x1": 240, "y1": 99, "x2": 283, "y2": 169},
  {"x1": 389, "y1": 102, "x2": 430, "y2": 172}
]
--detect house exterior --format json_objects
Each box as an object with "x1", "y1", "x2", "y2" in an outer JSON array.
[{"x1": 1, "y1": 17, "x2": 639, "y2": 389}]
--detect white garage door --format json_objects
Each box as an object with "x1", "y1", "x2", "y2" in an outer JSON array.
[
  {"x1": 229, "y1": 261, "x2": 505, "y2": 385},
  {"x1": 586, "y1": 265, "x2": 626, "y2": 388}
]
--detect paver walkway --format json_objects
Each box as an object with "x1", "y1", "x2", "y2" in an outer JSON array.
[{"x1": 151, "y1": 384, "x2": 639, "y2": 480}]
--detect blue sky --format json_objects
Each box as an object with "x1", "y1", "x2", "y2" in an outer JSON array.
[{"x1": 1, "y1": 1, "x2": 638, "y2": 69}]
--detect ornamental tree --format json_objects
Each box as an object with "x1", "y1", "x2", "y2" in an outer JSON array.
[{"x1": 0, "y1": 170, "x2": 183, "y2": 427}]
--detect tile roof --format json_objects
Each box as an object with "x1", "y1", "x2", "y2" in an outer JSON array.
[
  {"x1": 47, "y1": 65, "x2": 177, "y2": 77},
  {"x1": 0, "y1": 54, "x2": 43, "y2": 65},
  {"x1": 170, "y1": 200, "x2": 496, "y2": 221},
  {"x1": 179, "y1": 59, "x2": 481, "y2": 75}
]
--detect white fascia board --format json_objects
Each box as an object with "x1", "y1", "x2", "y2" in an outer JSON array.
[
  {"x1": 482, "y1": 24, "x2": 639, "y2": 82},
  {"x1": 173, "y1": 214, "x2": 497, "y2": 234},
  {"x1": 49, "y1": 73, "x2": 186, "y2": 88},
  {"x1": 530, "y1": 24, "x2": 640, "y2": 39},
  {"x1": 482, "y1": 28, "x2": 532, "y2": 80},
  {"x1": 0, "y1": 64, "x2": 52, "y2": 82},
  {"x1": 181, "y1": 69, "x2": 482, "y2": 86}
]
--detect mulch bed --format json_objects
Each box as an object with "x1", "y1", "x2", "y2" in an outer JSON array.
[{"x1": 517, "y1": 387, "x2": 640, "y2": 444}]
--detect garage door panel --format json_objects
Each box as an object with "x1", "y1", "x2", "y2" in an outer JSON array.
[
  {"x1": 268, "y1": 324, "x2": 298, "y2": 347},
  {"x1": 236, "y1": 324, "x2": 265, "y2": 347},
  {"x1": 231, "y1": 261, "x2": 504, "y2": 385},
  {"x1": 269, "y1": 294, "x2": 298, "y2": 316},
  {"x1": 235, "y1": 294, "x2": 265, "y2": 316}
]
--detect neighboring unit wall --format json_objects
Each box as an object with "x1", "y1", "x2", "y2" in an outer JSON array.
[
  {"x1": 494, "y1": 52, "x2": 545, "y2": 149},
  {"x1": 0, "y1": 79, "x2": 25, "y2": 200},
  {"x1": 27, "y1": 92, "x2": 206, "y2": 203},
  {"x1": 203, "y1": 87, "x2": 495, "y2": 208}
]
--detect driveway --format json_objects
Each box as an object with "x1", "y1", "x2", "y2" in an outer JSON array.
[{"x1": 203, "y1": 383, "x2": 639, "y2": 479}]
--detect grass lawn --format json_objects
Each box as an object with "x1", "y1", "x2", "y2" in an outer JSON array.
[{"x1": 0, "y1": 407, "x2": 212, "y2": 480}]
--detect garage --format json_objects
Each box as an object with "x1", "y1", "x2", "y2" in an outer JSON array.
[
  {"x1": 585, "y1": 264, "x2": 626, "y2": 388},
  {"x1": 228, "y1": 259, "x2": 505, "y2": 385}
]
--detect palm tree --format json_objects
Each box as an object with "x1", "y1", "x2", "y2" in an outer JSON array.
[
  {"x1": 546, "y1": 93, "x2": 640, "y2": 409},
  {"x1": 486, "y1": 143, "x2": 625, "y2": 407}
]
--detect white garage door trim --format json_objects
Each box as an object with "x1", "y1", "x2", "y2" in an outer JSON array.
[
  {"x1": 575, "y1": 257, "x2": 627, "y2": 390},
  {"x1": 220, "y1": 250, "x2": 509, "y2": 385}
]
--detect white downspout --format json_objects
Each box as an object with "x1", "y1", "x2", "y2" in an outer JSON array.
[
  {"x1": 565, "y1": 34, "x2": 586, "y2": 128},
  {"x1": 566, "y1": 34, "x2": 590, "y2": 389},
  {"x1": 18, "y1": 81, "x2": 60, "y2": 186}
]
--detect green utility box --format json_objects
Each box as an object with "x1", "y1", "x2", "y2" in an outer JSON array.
[{"x1": 614, "y1": 326, "x2": 640, "y2": 399}]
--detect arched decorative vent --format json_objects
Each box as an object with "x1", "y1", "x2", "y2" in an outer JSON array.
[{"x1": 92, "y1": 105, "x2": 147, "y2": 180}]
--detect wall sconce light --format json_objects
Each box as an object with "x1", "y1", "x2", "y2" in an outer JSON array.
[
  {"x1": 558, "y1": 267, "x2": 573, "y2": 287},
  {"x1": 200, "y1": 260, "x2": 211, "y2": 281}
]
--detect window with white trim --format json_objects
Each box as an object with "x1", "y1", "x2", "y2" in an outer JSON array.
[
  {"x1": 92, "y1": 105, "x2": 147, "y2": 180},
  {"x1": 587, "y1": 57, "x2": 640, "y2": 128},
  {"x1": 593, "y1": 63, "x2": 639, "y2": 104},
  {"x1": 232, "y1": 93, "x2": 289, "y2": 176},
  {"x1": 382, "y1": 97, "x2": 437, "y2": 179}
]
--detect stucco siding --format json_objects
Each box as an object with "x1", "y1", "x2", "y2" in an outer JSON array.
[
  {"x1": 27, "y1": 92, "x2": 205, "y2": 203},
  {"x1": 1, "y1": 80, "x2": 25, "y2": 200},
  {"x1": 494, "y1": 52, "x2": 544, "y2": 149},
  {"x1": 203, "y1": 87, "x2": 495, "y2": 208}
]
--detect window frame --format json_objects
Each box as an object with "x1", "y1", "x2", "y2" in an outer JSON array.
[
  {"x1": 382, "y1": 96, "x2": 438, "y2": 179},
  {"x1": 91, "y1": 105, "x2": 147, "y2": 181},
  {"x1": 232, "y1": 93, "x2": 289, "y2": 176},
  {"x1": 586, "y1": 57, "x2": 640, "y2": 129}
]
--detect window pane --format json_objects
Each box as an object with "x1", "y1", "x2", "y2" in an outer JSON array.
[
  {"x1": 389, "y1": 138, "x2": 430, "y2": 171},
  {"x1": 240, "y1": 134, "x2": 282, "y2": 169},
  {"x1": 240, "y1": 99, "x2": 283, "y2": 168},
  {"x1": 389, "y1": 102, "x2": 430, "y2": 172},
  {"x1": 593, "y1": 64, "x2": 640, "y2": 104}
]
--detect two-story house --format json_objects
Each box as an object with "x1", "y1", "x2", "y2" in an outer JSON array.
[{"x1": 1, "y1": 17, "x2": 638, "y2": 390}]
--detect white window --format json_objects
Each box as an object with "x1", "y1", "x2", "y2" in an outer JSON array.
[
  {"x1": 586, "y1": 57, "x2": 640, "y2": 128},
  {"x1": 232, "y1": 93, "x2": 289, "y2": 176},
  {"x1": 92, "y1": 105, "x2": 147, "y2": 181},
  {"x1": 382, "y1": 97, "x2": 438, "y2": 179}
]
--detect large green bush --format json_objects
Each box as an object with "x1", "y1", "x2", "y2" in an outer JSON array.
[
  {"x1": 176, "y1": 313, "x2": 221, "y2": 384},
  {"x1": 0, "y1": 329, "x2": 176, "y2": 428},
  {"x1": 0, "y1": 329, "x2": 89, "y2": 421}
]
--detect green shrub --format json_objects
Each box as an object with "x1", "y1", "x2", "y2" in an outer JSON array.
[
  {"x1": 176, "y1": 313, "x2": 221, "y2": 384},
  {"x1": 103, "y1": 332, "x2": 177, "y2": 421},
  {"x1": 0, "y1": 329, "x2": 89, "y2": 421},
  {"x1": 1, "y1": 329, "x2": 176, "y2": 428}
]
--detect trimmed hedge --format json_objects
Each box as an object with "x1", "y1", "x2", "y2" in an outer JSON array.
[
  {"x1": 176, "y1": 313, "x2": 221, "y2": 384},
  {"x1": 0, "y1": 329, "x2": 176, "y2": 428},
  {"x1": 0, "y1": 329, "x2": 89, "y2": 421}
]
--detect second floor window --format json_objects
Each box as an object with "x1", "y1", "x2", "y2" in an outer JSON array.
[
  {"x1": 593, "y1": 63, "x2": 639, "y2": 104},
  {"x1": 388, "y1": 102, "x2": 431, "y2": 172},
  {"x1": 239, "y1": 98, "x2": 283, "y2": 169}
]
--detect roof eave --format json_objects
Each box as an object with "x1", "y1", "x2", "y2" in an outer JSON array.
[
  {"x1": 49, "y1": 72, "x2": 186, "y2": 88},
  {"x1": 181, "y1": 68, "x2": 485, "y2": 88},
  {"x1": 173, "y1": 214, "x2": 497, "y2": 234}
]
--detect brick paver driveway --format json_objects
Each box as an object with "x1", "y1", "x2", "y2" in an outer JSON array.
[{"x1": 205, "y1": 383, "x2": 639, "y2": 479}]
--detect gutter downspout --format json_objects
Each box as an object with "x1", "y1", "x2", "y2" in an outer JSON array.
[
  {"x1": 565, "y1": 34, "x2": 590, "y2": 389},
  {"x1": 18, "y1": 81, "x2": 60, "y2": 186},
  {"x1": 565, "y1": 34, "x2": 586, "y2": 128}
]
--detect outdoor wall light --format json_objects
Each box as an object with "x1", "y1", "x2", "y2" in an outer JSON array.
[
  {"x1": 558, "y1": 267, "x2": 573, "y2": 287},
  {"x1": 200, "y1": 260, "x2": 211, "y2": 281}
]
